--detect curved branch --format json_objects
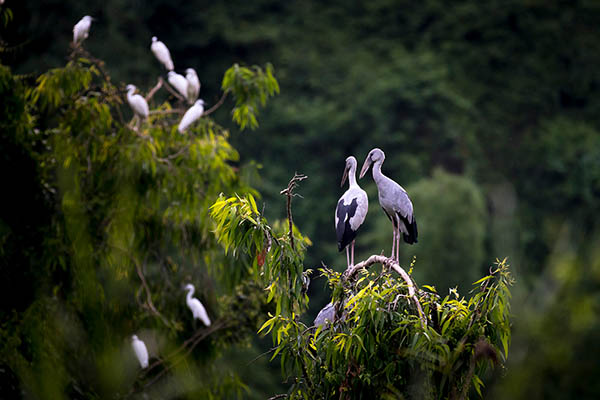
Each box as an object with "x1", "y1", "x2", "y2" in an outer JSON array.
[
  {"x1": 202, "y1": 89, "x2": 230, "y2": 116},
  {"x1": 145, "y1": 77, "x2": 163, "y2": 102},
  {"x1": 343, "y1": 255, "x2": 427, "y2": 328}
]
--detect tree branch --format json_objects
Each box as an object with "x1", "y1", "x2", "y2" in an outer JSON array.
[
  {"x1": 343, "y1": 255, "x2": 427, "y2": 328},
  {"x1": 145, "y1": 77, "x2": 163, "y2": 102},
  {"x1": 279, "y1": 173, "x2": 308, "y2": 251},
  {"x1": 203, "y1": 89, "x2": 230, "y2": 116}
]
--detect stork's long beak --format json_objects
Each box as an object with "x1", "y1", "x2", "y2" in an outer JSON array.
[
  {"x1": 341, "y1": 166, "x2": 349, "y2": 187},
  {"x1": 359, "y1": 158, "x2": 371, "y2": 179}
]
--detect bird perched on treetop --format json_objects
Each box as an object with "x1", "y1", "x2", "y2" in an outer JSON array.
[
  {"x1": 73, "y1": 16, "x2": 93, "y2": 45},
  {"x1": 185, "y1": 68, "x2": 201, "y2": 104},
  {"x1": 150, "y1": 36, "x2": 174, "y2": 71},
  {"x1": 126, "y1": 84, "x2": 149, "y2": 120},
  {"x1": 178, "y1": 99, "x2": 205, "y2": 133},
  {"x1": 335, "y1": 156, "x2": 368, "y2": 268},
  {"x1": 184, "y1": 283, "x2": 211, "y2": 326},
  {"x1": 167, "y1": 71, "x2": 189, "y2": 99},
  {"x1": 360, "y1": 148, "x2": 417, "y2": 261}
]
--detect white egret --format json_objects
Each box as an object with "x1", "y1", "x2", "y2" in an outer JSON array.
[
  {"x1": 150, "y1": 36, "x2": 174, "y2": 71},
  {"x1": 335, "y1": 156, "x2": 368, "y2": 268},
  {"x1": 126, "y1": 84, "x2": 149, "y2": 120},
  {"x1": 131, "y1": 335, "x2": 149, "y2": 369},
  {"x1": 185, "y1": 68, "x2": 201, "y2": 103},
  {"x1": 167, "y1": 71, "x2": 189, "y2": 99},
  {"x1": 359, "y1": 148, "x2": 418, "y2": 261},
  {"x1": 178, "y1": 99, "x2": 205, "y2": 133},
  {"x1": 184, "y1": 283, "x2": 211, "y2": 326},
  {"x1": 73, "y1": 16, "x2": 93, "y2": 45}
]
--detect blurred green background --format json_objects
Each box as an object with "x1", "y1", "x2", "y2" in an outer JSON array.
[{"x1": 2, "y1": 0, "x2": 600, "y2": 398}]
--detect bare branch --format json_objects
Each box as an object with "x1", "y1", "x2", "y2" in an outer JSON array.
[
  {"x1": 203, "y1": 89, "x2": 230, "y2": 116},
  {"x1": 343, "y1": 255, "x2": 427, "y2": 328},
  {"x1": 279, "y1": 173, "x2": 308, "y2": 251},
  {"x1": 145, "y1": 77, "x2": 163, "y2": 102}
]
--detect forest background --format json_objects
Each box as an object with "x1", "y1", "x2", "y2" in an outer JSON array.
[{"x1": 2, "y1": 0, "x2": 600, "y2": 398}]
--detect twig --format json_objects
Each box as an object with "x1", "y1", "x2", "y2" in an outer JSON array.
[
  {"x1": 203, "y1": 90, "x2": 230, "y2": 116},
  {"x1": 162, "y1": 79, "x2": 186, "y2": 102},
  {"x1": 267, "y1": 395, "x2": 288, "y2": 400},
  {"x1": 279, "y1": 173, "x2": 308, "y2": 251},
  {"x1": 343, "y1": 255, "x2": 427, "y2": 328}
]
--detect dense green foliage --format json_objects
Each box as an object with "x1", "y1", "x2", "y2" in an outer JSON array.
[{"x1": 0, "y1": 42, "x2": 280, "y2": 397}]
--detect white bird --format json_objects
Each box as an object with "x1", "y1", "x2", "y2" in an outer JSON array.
[
  {"x1": 185, "y1": 68, "x2": 201, "y2": 104},
  {"x1": 359, "y1": 148, "x2": 417, "y2": 262},
  {"x1": 178, "y1": 99, "x2": 205, "y2": 133},
  {"x1": 73, "y1": 16, "x2": 93, "y2": 45},
  {"x1": 167, "y1": 71, "x2": 189, "y2": 99},
  {"x1": 184, "y1": 283, "x2": 211, "y2": 326},
  {"x1": 131, "y1": 335, "x2": 149, "y2": 369},
  {"x1": 335, "y1": 156, "x2": 368, "y2": 268},
  {"x1": 150, "y1": 36, "x2": 174, "y2": 71},
  {"x1": 126, "y1": 84, "x2": 149, "y2": 120}
]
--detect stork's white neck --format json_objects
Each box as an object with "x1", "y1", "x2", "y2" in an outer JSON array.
[
  {"x1": 348, "y1": 164, "x2": 358, "y2": 187},
  {"x1": 372, "y1": 160, "x2": 386, "y2": 184},
  {"x1": 186, "y1": 286, "x2": 195, "y2": 300}
]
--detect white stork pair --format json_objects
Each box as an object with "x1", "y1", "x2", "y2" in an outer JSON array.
[{"x1": 335, "y1": 148, "x2": 418, "y2": 268}]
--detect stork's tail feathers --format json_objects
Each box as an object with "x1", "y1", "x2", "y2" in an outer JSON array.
[{"x1": 402, "y1": 216, "x2": 418, "y2": 244}]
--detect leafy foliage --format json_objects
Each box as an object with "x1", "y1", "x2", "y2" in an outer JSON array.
[{"x1": 0, "y1": 48, "x2": 281, "y2": 398}]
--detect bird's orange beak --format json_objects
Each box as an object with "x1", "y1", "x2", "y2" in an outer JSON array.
[
  {"x1": 359, "y1": 157, "x2": 371, "y2": 179},
  {"x1": 341, "y1": 165, "x2": 349, "y2": 187}
]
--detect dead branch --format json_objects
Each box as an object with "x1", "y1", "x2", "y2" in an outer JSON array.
[
  {"x1": 279, "y1": 173, "x2": 308, "y2": 251},
  {"x1": 343, "y1": 255, "x2": 427, "y2": 328},
  {"x1": 202, "y1": 89, "x2": 230, "y2": 116},
  {"x1": 145, "y1": 77, "x2": 163, "y2": 102}
]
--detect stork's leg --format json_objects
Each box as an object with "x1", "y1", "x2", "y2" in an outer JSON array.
[
  {"x1": 391, "y1": 228, "x2": 396, "y2": 261},
  {"x1": 350, "y1": 239, "x2": 355, "y2": 266},
  {"x1": 346, "y1": 246, "x2": 350, "y2": 269},
  {"x1": 396, "y1": 225, "x2": 401, "y2": 262}
]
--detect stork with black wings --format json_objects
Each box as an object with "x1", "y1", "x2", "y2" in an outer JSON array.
[{"x1": 335, "y1": 156, "x2": 369, "y2": 268}]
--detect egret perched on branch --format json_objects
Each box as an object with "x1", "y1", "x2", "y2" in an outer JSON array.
[
  {"x1": 167, "y1": 71, "x2": 189, "y2": 99},
  {"x1": 131, "y1": 335, "x2": 149, "y2": 369},
  {"x1": 335, "y1": 156, "x2": 368, "y2": 268},
  {"x1": 184, "y1": 283, "x2": 211, "y2": 326},
  {"x1": 150, "y1": 36, "x2": 174, "y2": 71},
  {"x1": 185, "y1": 68, "x2": 201, "y2": 104},
  {"x1": 178, "y1": 99, "x2": 205, "y2": 133},
  {"x1": 126, "y1": 84, "x2": 149, "y2": 120},
  {"x1": 360, "y1": 148, "x2": 417, "y2": 261},
  {"x1": 73, "y1": 16, "x2": 93, "y2": 45}
]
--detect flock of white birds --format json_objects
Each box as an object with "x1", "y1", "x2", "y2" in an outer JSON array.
[
  {"x1": 73, "y1": 15, "x2": 212, "y2": 370},
  {"x1": 73, "y1": 15, "x2": 206, "y2": 135}
]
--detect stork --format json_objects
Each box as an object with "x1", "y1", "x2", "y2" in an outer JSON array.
[
  {"x1": 184, "y1": 283, "x2": 211, "y2": 326},
  {"x1": 73, "y1": 16, "x2": 93, "y2": 45},
  {"x1": 150, "y1": 36, "x2": 174, "y2": 71},
  {"x1": 167, "y1": 71, "x2": 189, "y2": 99},
  {"x1": 126, "y1": 84, "x2": 149, "y2": 130},
  {"x1": 131, "y1": 335, "x2": 149, "y2": 369},
  {"x1": 359, "y1": 148, "x2": 417, "y2": 261},
  {"x1": 335, "y1": 156, "x2": 368, "y2": 268},
  {"x1": 185, "y1": 68, "x2": 201, "y2": 104},
  {"x1": 178, "y1": 99, "x2": 205, "y2": 133}
]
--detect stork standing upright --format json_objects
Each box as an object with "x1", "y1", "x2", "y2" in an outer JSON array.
[
  {"x1": 184, "y1": 283, "x2": 211, "y2": 326},
  {"x1": 359, "y1": 148, "x2": 417, "y2": 261},
  {"x1": 150, "y1": 36, "x2": 174, "y2": 71},
  {"x1": 73, "y1": 16, "x2": 93, "y2": 45},
  {"x1": 131, "y1": 335, "x2": 149, "y2": 369},
  {"x1": 335, "y1": 156, "x2": 369, "y2": 268},
  {"x1": 126, "y1": 84, "x2": 149, "y2": 129}
]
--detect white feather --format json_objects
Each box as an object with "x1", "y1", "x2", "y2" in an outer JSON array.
[
  {"x1": 131, "y1": 335, "x2": 149, "y2": 369},
  {"x1": 178, "y1": 99, "x2": 205, "y2": 133},
  {"x1": 151, "y1": 36, "x2": 174, "y2": 71}
]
